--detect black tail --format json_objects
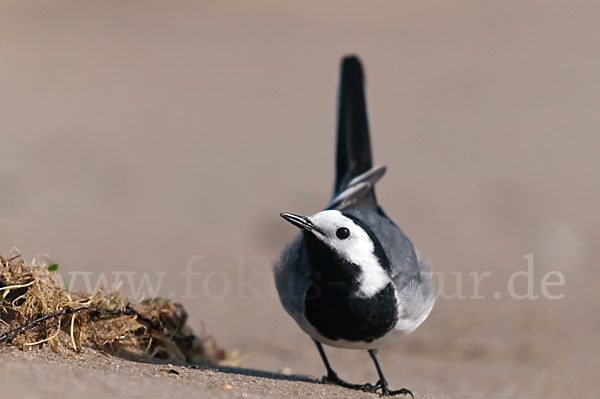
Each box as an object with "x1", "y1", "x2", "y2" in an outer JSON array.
[{"x1": 334, "y1": 55, "x2": 373, "y2": 196}]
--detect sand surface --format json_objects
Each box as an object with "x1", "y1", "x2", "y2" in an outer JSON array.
[{"x1": 1, "y1": 1, "x2": 598, "y2": 398}]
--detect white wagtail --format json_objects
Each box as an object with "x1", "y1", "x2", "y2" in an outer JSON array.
[{"x1": 274, "y1": 56, "x2": 435, "y2": 397}]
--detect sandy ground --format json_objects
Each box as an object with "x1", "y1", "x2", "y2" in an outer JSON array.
[
  {"x1": 2, "y1": 346, "x2": 379, "y2": 399},
  {"x1": 1, "y1": 1, "x2": 599, "y2": 398}
]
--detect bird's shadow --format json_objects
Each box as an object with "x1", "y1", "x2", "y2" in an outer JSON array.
[
  {"x1": 95, "y1": 349, "x2": 322, "y2": 385},
  {"x1": 196, "y1": 364, "x2": 321, "y2": 384}
]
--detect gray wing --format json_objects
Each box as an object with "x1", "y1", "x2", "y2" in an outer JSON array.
[
  {"x1": 273, "y1": 235, "x2": 310, "y2": 323},
  {"x1": 394, "y1": 257, "x2": 436, "y2": 331}
]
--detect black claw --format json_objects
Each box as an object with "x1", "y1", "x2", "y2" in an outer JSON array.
[
  {"x1": 359, "y1": 383, "x2": 377, "y2": 392},
  {"x1": 321, "y1": 372, "x2": 379, "y2": 393},
  {"x1": 386, "y1": 388, "x2": 414, "y2": 398},
  {"x1": 373, "y1": 378, "x2": 413, "y2": 397}
]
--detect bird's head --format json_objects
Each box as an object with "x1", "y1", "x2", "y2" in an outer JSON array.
[
  {"x1": 280, "y1": 209, "x2": 390, "y2": 297},
  {"x1": 280, "y1": 210, "x2": 370, "y2": 256}
]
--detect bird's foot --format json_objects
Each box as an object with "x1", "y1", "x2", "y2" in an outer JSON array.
[
  {"x1": 374, "y1": 378, "x2": 414, "y2": 397},
  {"x1": 321, "y1": 372, "x2": 413, "y2": 397},
  {"x1": 321, "y1": 371, "x2": 378, "y2": 392}
]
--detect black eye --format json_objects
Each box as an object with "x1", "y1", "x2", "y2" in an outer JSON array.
[{"x1": 336, "y1": 227, "x2": 350, "y2": 240}]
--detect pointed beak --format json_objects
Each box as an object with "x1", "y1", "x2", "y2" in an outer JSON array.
[{"x1": 280, "y1": 212, "x2": 323, "y2": 235}]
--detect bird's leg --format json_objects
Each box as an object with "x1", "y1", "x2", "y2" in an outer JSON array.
[
  {"x1": 368, "y1": 349, "x2": 414, "y2": 397},
  {"x1": 313, "y1": 340, "x2": 377, "y2": 392}
]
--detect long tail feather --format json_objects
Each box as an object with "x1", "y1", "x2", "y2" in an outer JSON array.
[{"x1": 334, "y1": 55, "x2": 373, "y2": 197}]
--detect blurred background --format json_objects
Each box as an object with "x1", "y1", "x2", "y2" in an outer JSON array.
[{"x1": 1, "y1": 1, "x2": 598, "y2": 398}]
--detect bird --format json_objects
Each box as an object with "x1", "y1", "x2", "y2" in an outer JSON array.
[{"x1": 273, "y1": 55, "x2": 436, "y2": 397}]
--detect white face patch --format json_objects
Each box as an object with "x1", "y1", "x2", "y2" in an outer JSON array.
[{"x1": 308, "y1": 210, "x2": 390, "y2": 298}]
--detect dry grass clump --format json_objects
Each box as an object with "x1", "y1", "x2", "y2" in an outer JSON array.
[{"x1": 0, "y1": 250, "x2": 233, "y2": 366}]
